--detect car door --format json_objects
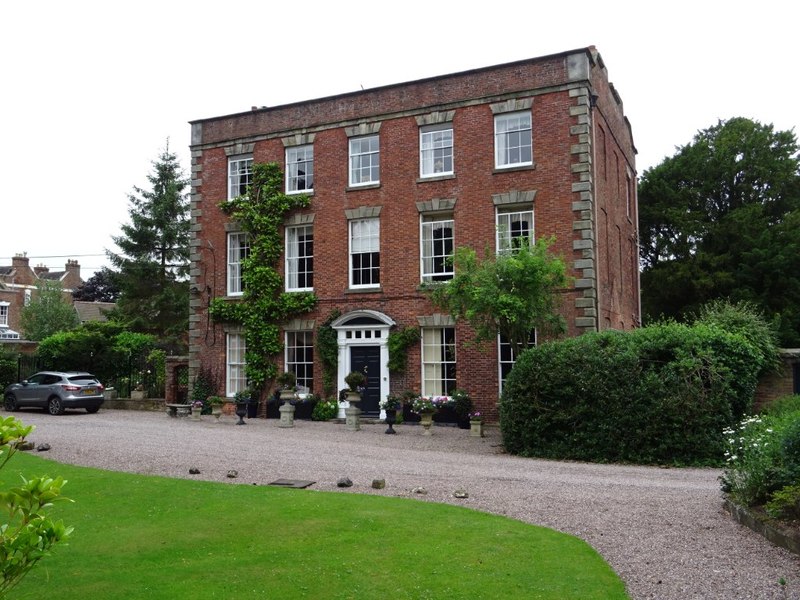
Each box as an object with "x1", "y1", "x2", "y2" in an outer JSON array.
[
  {"x1": 39, "y1": 374, "x2": 63, "y2": 407},
  {"x1": 16, "y1": 373, "x2": 47, "y2": 406}
]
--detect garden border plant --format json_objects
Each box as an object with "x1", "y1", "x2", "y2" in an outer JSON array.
[{"x1": 208, "y1": 163, "x2": 317, "y2": 392}]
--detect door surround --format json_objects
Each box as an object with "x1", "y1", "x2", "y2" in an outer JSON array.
[{"x1": 330, "y1": 310, "x2": 394, "y2": 418}]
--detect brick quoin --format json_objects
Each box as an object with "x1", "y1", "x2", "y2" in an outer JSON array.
[{"x1": 188, "y1": 46, "x2": 639, "y2": 422}]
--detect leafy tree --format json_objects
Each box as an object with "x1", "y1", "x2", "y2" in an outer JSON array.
[
  {"x1": 19, "y1": 280, "x2": 79, "y2": 341},
  {"x1": 639, "y1": 117, "x2": 800, "y2": 346},
  {"x1": 426, "y1": 237, "x2": 569, "y2": 357},
  {"x1": 36, "y1": 324, "x2": 156, "y2": 392},
  {"x1": 72, "y1": 267, "x2": 121, "y2": 302},
  {"x1": 108, "y1": 145, "x2": 190, "y2": 349}
]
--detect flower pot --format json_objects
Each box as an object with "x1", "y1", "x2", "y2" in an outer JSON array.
[
  {"x1": 470, "y1": 420, "x2": 485, "y2": 438},
  {"x1": 234, "y1": 402, "x2": 248, "y2": 425},
  {"x1": 384, "y1": 409, "x2": 397, "y2": 434},
  {"x1": 419, "y1": 411, "x2": 435, "y2": 435}
]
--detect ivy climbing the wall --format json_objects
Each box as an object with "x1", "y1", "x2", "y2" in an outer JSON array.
[
  {"x1": 316, "y1": 309, "x2": 341, "y2": 397},
  {"x1": 208, "y1": 162, "x2": 317, "y2": 391},
  {"x1": 387, "y1": 326, "x2": 420, "y2": 374}
]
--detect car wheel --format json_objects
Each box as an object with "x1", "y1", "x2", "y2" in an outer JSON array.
[
  {"x1": 4, "y1": 394, "x2": 17, "y2": 412},
  {"x1": 48, "y1": 397, "x2": 65, "y2": 415},
  {"x1": 86, "y1": 406, "x2": 100, "y2": 414}
]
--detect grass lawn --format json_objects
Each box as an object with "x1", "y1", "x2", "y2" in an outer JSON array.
[{"x1": 1, "y1": 452, "x2": 628, "y2": 599}]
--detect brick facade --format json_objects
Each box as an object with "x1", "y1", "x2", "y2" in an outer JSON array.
[{"x1": 188, "y1": 46, "x2": 639, "y2": 420}]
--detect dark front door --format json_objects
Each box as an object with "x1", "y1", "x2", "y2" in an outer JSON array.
[{"x1": 350, "y1": 346, "x2": 381, "y2": 415}]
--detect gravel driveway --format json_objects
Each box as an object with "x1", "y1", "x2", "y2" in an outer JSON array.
[{"x1": 10, "y1": 409, "x2": 800, "y2": 599}]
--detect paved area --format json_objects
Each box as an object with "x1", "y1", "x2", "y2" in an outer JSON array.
[{"x1": 9, "y1": 409, "x2": 800, "y2": 599}]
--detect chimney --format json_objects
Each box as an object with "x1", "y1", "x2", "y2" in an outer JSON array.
[
  {"x1": 66, "y1": 259, "x2": 81, "y2": 278},
  {"x1": 34, "y1": 263, "x2": 49, "y2": 276},
  {"x1": 11, "y1": 253, "x2": 29, "y2": 269},
  {"x1": 64, "y1": 259, "x2": 82, "y2": 287}
]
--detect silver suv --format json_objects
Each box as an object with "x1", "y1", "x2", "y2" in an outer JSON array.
[{"x1": 4, "y1": 371, "x2": 104, "y2": 415}]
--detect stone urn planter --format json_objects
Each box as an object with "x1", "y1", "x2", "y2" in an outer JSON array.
[
  {"x1": 343, "y1": 371, "x2": 366, "y2": 432},
  {"x1": 419, "y1": 411, "x2": 435, "y2": 435},
  {"x1": 470, "y1": 419, "x2": 485, "y2": 438},
  {"x1": 344, "y1": 390, "x2": 361, "y2": 431},
  {"x1": 278, "y1": 389, "x2": 296, "y2": 428}
]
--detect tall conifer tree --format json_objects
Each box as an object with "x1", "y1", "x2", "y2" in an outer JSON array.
[{"x1": 108, "y1": 144, "x2": 189, "y2": 349}]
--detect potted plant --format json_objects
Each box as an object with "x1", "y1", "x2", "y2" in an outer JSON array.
[
  {"x1": 469, "y1": 411, "x2": 485, "y2": 438},
  {"x1": 276, "y1": 372, "x2": 298, "y2": 428},
  {"x1": 411, "y1": 395, "x2": 446, "y2": 435},
  {"x1": 344, "y1": 371, "x2": 366, "y2": 391},
  {"x1": 208, "y1": 396, "x2": 225, "y2": 419},
  {"x1": 276, "y1": 372, "x2": 297, "y2": 403},
  {"x1": 343, "y1": 371, "x2": 366, "y2": 403},
  {"x1": 451, "y1": 389, "x2": 473, "y2": 429},
  {"x1": 380, "y1": 394, "x2": 403, "y2": 434},
  {"x1": 295, "y1": 393, "x2": 319, "y2": 420},
  {"x1": 190, "y1": 399, "x2": 204, "y2": 420},
  {"x1": 233, "y1": 390, "x2": 251, "y2": 425},
  {"x1": 400, "y1": 390, "x2": 421, "y2": 422}
]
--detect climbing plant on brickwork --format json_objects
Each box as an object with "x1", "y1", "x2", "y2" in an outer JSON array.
[{"x1": 209, "y1": 163, "x2": 317, "y2": 391}]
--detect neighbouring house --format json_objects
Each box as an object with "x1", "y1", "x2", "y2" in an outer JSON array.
[
  {"x1": 187, "y1": 46, "x2": 640, "y2": 420},
  {"x1": 0, "y1": 254, "x2": 83, "y2": 341},
  {"x1": 74, "y1": 301, "x2": 116, "y2": 324}
]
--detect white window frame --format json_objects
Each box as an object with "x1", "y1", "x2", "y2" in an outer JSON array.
[
  {"x1": 421, "y1": 327, "x2": 456, "y2": 397},
  {"x1": 420, "y1": 216, "x2": 454, "y2": 283},
  {"x1": 0, "y1": 302, "x2": 8, "y2": 327},
  {"x1": 286, "y1": 145, "x2": 314, "y2": 194},
  {"x1": 285, "y1": 330, "x2": 314, "y2": 393},
  {"x1": 226, "y1": 333, "x2": 247, "y2": 397},
  {"x1": 420, "y1": 125, "x2": 453, "y2": 178},
  {"x1": 496, "y1": 208, "x2": 534, "y2": 254},
  {"x1": 498, "y1": 331, "x2": 536, "y2": 393},
  {"x1": 349, "y1": 218, "x2": 380, "y2": 288},
  {"x1": 494, "y1": 111, "x2": 532, "y2": 169},
  {"x1": 227, "y1": 232, "x2": 250, "y2": 296},
  {"x1": 349, "y1": 135, "x2": 380, "y2": 186},
  {"x1": 285, "y1": 225, "x2": 314, "y2": 291},
  {"x1": 228, "y1": 156, "x2": 253, "y2": 200}
]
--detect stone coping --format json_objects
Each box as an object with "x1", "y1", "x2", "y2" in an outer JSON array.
[{"x1": 724, "y1": 498, "x2": 800, "y2": 556}]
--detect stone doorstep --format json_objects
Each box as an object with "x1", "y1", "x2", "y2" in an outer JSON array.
[{"x1": 723, "y1": 499, "x2": 800, "y2": 556}]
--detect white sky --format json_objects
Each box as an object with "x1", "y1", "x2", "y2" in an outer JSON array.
[{"x1": 2, "y1": 0, "x2": 797, "y2": 279}]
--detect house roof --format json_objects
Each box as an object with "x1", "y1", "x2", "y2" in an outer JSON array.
[
  {"x1": 74, "y1": 301, "x2": 116, "y2": 323},
  {"x1": 0, "y1": 267, "x2": 14, "y2": 276},
  {"x1": 39, "y1": 271, "x2": 66, "y2": 281}
]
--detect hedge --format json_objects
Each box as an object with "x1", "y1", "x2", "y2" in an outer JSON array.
[{"x1": 499, "y1": 322, "x2": 765, "y2": 465}]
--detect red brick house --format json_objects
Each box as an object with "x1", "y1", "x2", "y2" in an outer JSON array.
[
  {"x1": 0, "y1": 254, "x2": 83, "y2": 341},
  {"x1": 187, "y1": 46, "x2": 639, "y2": 420}
]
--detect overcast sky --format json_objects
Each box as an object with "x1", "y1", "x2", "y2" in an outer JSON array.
[{"x1": 2, "y1": 0, "x2": 797, "y2": 280}]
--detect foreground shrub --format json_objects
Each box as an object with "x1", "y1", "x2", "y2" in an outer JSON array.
[
  {"x1": 500, "y1": 322, "x2": 763, "y2": 465},
  {"x1": 0, "y1": 416, "x2": 72, "y2": 596}
]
